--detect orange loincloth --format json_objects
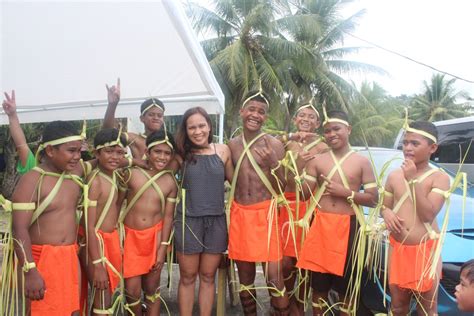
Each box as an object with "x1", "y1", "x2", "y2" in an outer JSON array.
[
  {"x1": 389, "y1": 236, "x2": 438, "y2": 292},
  {"x1": 228, "y1": 200, "x2": 282, "y2": 262},
  {"x1": 97, "y1": 229, "x2": 122, "y2": 293},
  {"x1": 296, "y1": 210, "x2": 351, "y2": 276},
  {"x1": 30, "y1": 244, "x2": 80, "y2": 315},
  {"x1": 279, "y1": 192, "x2": 306, "y2": 258},
  {"x1": 123, "y1": 221, "x2": 163, "y2": 278}
]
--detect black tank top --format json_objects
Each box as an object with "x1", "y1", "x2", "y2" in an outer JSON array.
[{"x1": 178, "y1": 144, "x2": 225, "y2": 217}]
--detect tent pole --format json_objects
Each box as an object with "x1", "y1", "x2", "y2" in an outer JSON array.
[{"x1": 219, "y1": 113, "x2": 224, "y2": 143}]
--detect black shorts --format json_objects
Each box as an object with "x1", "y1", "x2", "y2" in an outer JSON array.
[
  {"x1": 174, "y1": 213, "x2": 228, "y2": 254},
  {"x1": 310, "y1": 215, "x2": 358, "y2": 294}
]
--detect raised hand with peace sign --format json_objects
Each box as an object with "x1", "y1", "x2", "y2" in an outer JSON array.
[{"x1": 2, "y1": 90, "x2": 17, "y2": 116}]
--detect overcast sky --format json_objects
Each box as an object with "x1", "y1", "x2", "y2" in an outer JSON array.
[
  {"x1": 190, "y1": 0, "x2": 474, "y2": 98},
  {"x1": 341, "y1": 0, "x2": 474, "y2": 97}
]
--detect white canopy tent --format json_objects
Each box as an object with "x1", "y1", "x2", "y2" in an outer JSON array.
[{"x1": 0, "y1": 0, "x2": 225, "y2": 141}]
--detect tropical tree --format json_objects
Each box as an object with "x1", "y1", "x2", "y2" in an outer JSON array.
[
  {"x1": 185, "y1": 0, "x2": 383, "y2": 136},
  {"x1": 410, "y1": 73, "x2": 472, "y2": 122},
  {"x1": 349, "y1": 81, "x2": 406, "y2": 147}
]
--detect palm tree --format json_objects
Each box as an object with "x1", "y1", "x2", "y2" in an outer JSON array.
[
  {"x1": 410, "y1": 73, "x2": 472, "y2": 122},
  {"x1": 185, "y1": 0, "x2": 384, "y2": 135},
  {"x1": 349, "y1": 81, "x2": 405, "y2": 147}
]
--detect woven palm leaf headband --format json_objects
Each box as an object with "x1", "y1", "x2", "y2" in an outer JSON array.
[
  {"x1": 402, "y1": 108, "x2": 437, "y2": 143},
  {"x1": 35, "y1": 120, "x2": 87, "y2": 162}
]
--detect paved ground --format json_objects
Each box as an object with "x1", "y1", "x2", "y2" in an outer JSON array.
[
  {"x1": 0, "y1": 209, "x2": 280, "y2": 315},
  {"x1": 158, "y1": 264, "x2": 273, "y2": 315}
]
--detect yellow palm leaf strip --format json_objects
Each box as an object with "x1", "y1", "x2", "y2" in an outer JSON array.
[
  {"x1": 329, "y1": 150, "x2": 366, "y2": 227},
  {"x1": 302, "y1": 136, "x2": 323, "y2": 152},
  {"x1": 428, "y1": 171, "x2": 467, "y2": 279},
  {"x1": 119, "y1": 169, "x2": 170, "y2": 223},
  {"x1": 30, "y1": 171, "x2": 66, "y2": 226},
  {"x1": 226, "y1": 133, "x2": 267, "y2": 212},
  {"x1": 296, "y1": 150, "x2": 354, "y2": 230},
  {"x1": 94, "y1": 172, "x2": 118, "y2": 231},
  {"x1": 284, "y1": 150, "x2": 303, "y2": 257}
]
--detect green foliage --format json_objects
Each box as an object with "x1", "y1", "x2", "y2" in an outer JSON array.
[
  {"x1": 410, "y1": 73, "x2": 472, "y2": 122},
  {"x1": 186, "y1": 0, "x2": 384, "y2": 135},
  {"x1": 349, "y1": 81, "x2": 407, "y2": 147}
]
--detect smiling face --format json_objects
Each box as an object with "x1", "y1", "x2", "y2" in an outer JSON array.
[
  {"x1": 323, "y1": 122, "x2": 351, "y2": 150},
  {"x1": 46, "y1": 140, "x2": 82, "y2": 172},
  {"x1": 240, "y1": 100, "x2": 268, "y2": 132},
  {"x1": 294, "y1": 108, "x2": 320, "y2": 132},
  {"x1": 402, "y1": 132, "x2": 437, "y2": 164},
  {"x1": 186, "y1": 113, "x2": 211, "y2": 147},
  {"x1": 455, "y1": 268, "x2": 474, "y2": 311},
  {"x1": 95, "y1": 145, "x2": 125, "y2": 173},
  {"x1": 147, "y1": 143, "x2": 173, "y2": 171},
  {"x1": 140, "y1": 107, "x2": 164, "y2": 132}
]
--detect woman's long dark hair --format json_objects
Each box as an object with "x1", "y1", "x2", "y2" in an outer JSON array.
[{"x1": 175, "y1": 107, "x2": 213, "y2": 163}]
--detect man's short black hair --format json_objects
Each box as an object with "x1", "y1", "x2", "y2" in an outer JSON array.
[
  {"x1": 146, "y1": 130, "x2": 176, "y2": 150},
  {"x1": 326, "y1": 110, "x2": 349, "y2": 123},
  {"x1": 42, "y1": 121, "x2": 79, "y2": 144},
  {"x1": 140, "y1": 98, "x2": 165, "y2": 114},
  {"x1": 461, "y1": 259, "x2": 474, "y2": 284},
  {"x1": 94, "y1": 128, "x2": 127, "y2": 149},
  {"x1": 408, "y1": 121, "x2": 438, "y2": 144}
]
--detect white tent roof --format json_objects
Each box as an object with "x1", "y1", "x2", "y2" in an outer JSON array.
[{"x1": 0, "y1": 0, "x2": 224, "y2": 125}]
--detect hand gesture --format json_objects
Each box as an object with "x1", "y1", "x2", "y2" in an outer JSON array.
[
  {"x1": 297, "y1": 150, "x2": 315, "y2": 162},
  {"x1": 401, "y1": 159, "x2": 417, "y2": 182},
  {"x1": 381, "y1": 206, "x2": 404, "y2": 234},
  {"x1": 254, "y1": 136, "x2": 278, "y2": 169},
  {"x1": 106, "y1": 78, "x2": 121, "y2": 106},
  {"x1": 2, "y1": 90, "x2": 17, "y2": 116},
  {"x1": 293, "y1": 131, "x2": 316, "y2": 142},
  {"x1": 24, "y1": 269, "x2": 46, "y2": 301},
  {"x1": 321, "y1": 174, "x2": 351, "y2": 198},
  {"x1": 93, "y1": 264, "x2": 109, "y2": 290}
]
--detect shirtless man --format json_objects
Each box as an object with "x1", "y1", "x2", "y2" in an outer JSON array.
[
  {"x1": 296, "y1": 110, "x2": 378, "y2": 316},
  {"x1": 120, "y1": 130, "x2": 178, "y2": 315},
  {"x1": 279, "y1": 102, "x2": 327, "y2": 315},
  {"x1": 11, "y1": 121, "x2": 88, "y2": 315},
  {"x1": 84, "y1": 128, "x2": 126, "y2": 315},
  {"x1": 228, "y1": 91, "x2": 290, "y2": 315},
  {"x1": 382, "y1": 121, "x2": 449, "y2": 316}
]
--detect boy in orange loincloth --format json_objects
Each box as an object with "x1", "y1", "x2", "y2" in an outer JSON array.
[
  {"x1": 227, "y1": 90, "x2": 290, "y2": 315},
  {"x1": 84, "y1": 128, "x2": 127, "y2": 315},
  {"x1": 11, "y1": 121, "x2": 90, "y2": 315},
  {"x1": 296, "y1": 110, "x2": 378, "y2": 315},
  {"x1": 279, "y1": 100, "x2": 327, "y2": 315},
  {"x1": 120, "y1": 130, "x2": 178, "y2": 315},
  {"x1": 382, "y1": 121, "x2": 449, "y2": 315}
]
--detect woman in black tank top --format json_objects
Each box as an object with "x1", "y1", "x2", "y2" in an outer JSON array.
[{"x1": 174, "y1": 107, "x2": 234, "y2": 316}]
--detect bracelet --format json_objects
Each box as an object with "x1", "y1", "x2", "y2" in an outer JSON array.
[
  {"x1": 92, "y1": 257, "x2": 106, "y2": 265},
  {"x1": 347, "y1": 191, "x2": 355, "y2": 204},
  {"x1": 161, "y1": 241, "x2": 170, "y2": 246},
  {"x1": 22, "y1": 261, "x2": 36, "y2": 273}
]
